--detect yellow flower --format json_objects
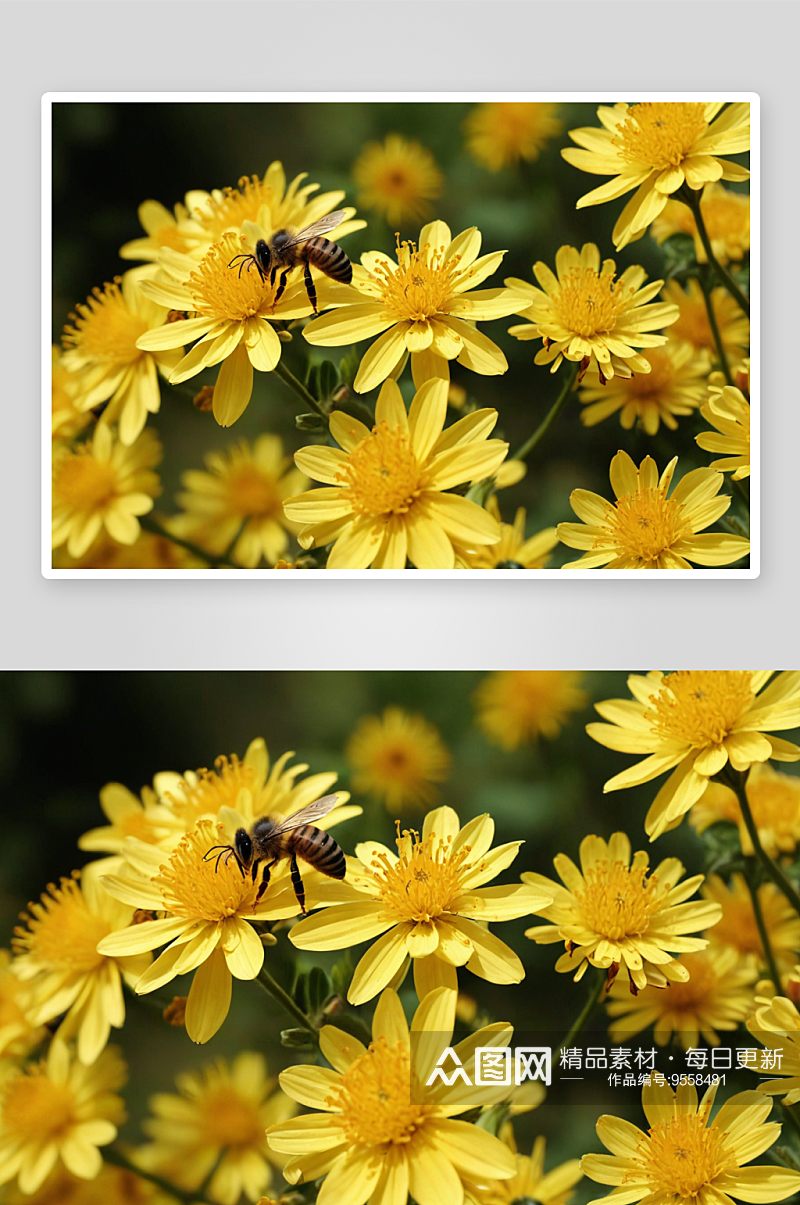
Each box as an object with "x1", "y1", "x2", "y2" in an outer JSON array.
[
  {"x1": 78, "y1": 779, "x2": 179, "y2": 867},
  {"x1": 457, "y1": 499, "x2": 558, "y2": 569},
  {"x1": 473, "y1": 671, "x2": 587, "y2": 750},
  {"x1": 134, "y1": 234, "x2": 316, "y2": 428},
  {"x1": 524, "y1": 832, "x2": 720, "y2": 991},
  {"x1": 138, "y1": 1052, "x2": 295, "y2": 1204},
  {"x1": 578, "y1": 343, "x2": 711, "y2": 435},
  {"x1": 267, "y1": 986, "x2": 518, "y2": 1205},
  {"x1": 353, "y1": 134, "x2": 443, "y2": 226},
  {"x1": 651, "y1": 182, "x2": 751, "y2": 265},
  {"x1": 465, "y1": 1129, "x2": 583, "y2": 1205},
  {"x1": 0, "y1": 950, "x2": 46, "y2": 1058},
  {"x1": 303, "y1": 220, "x2": 523, "y2": 393},
  {"x1": 172, "y1": 435, "x2": 308, "y2": 568},
  {"x1": 52, "y1": 425, "x2": 161, "y2": 560},
  {"x1": 0, "y1": 1041, "x2": 126, "y2": 1195},
  {"x1": 506, "y1": 244, "x2": 678, "y2": 381},
  {"x1": 61, "y1": 269, "x2": 183, "y2": 445},
  {"x1": 52, "y1": 346, "x2": 91, "y2": 443},
  {"x1": 283, "y1": 378, "x2": 508, "y2": 569},
  {"x1": 748, "y1": 994, "x2": 800, "y2": 1104},
  {"x1": 464, "y1": 102, "x2": 562, "y2": 171},
  {"x1": 662, "y1": 279, "x2": 749, "y2": 363},
  {"x1": 696, "y1": 385, "x2": 750, "y2": 480},
  {"x1": 119, "y1": 194, "x2": 205, "y2": 261},
  {"x1": 690, "y1": 763, "x2": 800, "y2": 858},
  {"x1": 2, "y1": 1161, "x2": 165, "y2": 1205},
  {"x1": 347, "y1": 707, "x2": 451, "y2": 813},
  {"x1": 581, "y1": 1078, "x2": 800, "y2": 1205},
  {"x1": 52, "y1": 524, "x2": 204, "y2": 570},
  {"x1": 562, "y1": 102, "x2": 750, "y2": 249},
  {"x1": 586, "y1": 672, "x2": 800, "y2": 839},
  {"x1": 557, "y1": 451, "x2": 750, "y2": 570},
  {"x1": 289, "y1": 805, "x2": 552, "y2": 1005},
  {"x1": 11, "y1": 865, "x2": 151, "y2": 1064},
  {"x1": 605, "y1": 946, "x2": 757, "y2": 1049},
  {"x1": 702, "y1": 873, "x2": 800, "y2": 975}
]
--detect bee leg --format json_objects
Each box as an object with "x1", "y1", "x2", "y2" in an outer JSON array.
[
  {"x1": 289, "y1": 851, "x2": 307, "y2": 915},
  {"x1": 256, "y1": 859, "x2": 277, "y2": 902},
  {"x1": 303, "y1": 262, "x2": 318, "y2": 314},
  {"x1": 272, "y1": 268, "x2": 290, "y2": 311}
]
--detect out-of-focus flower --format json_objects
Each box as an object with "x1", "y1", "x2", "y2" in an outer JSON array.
[
  {"x1": 578, "y1": 344, "x2": 711, "y2": 435},
  {"x1": 473, "y1": 671, "x2": 587, "y2": 749},
  {"x1": 457, "y1": 499, "x2": 558, "y2": 569},
  {"x1": 346, "y1": 707, "x2": 451, "y2": 812},
  {"x1": 557, "y1": 452, "x2": 749, "y2": 571},
  {"x1": 703, "y1": 873, "x2": 800, "y2": 975},
  {"x1": 353, "y1": 134, "x2": 443, "y2": 226},
  {"x1": 587, "y1": 672, "x2": 800, "y2": 839},
  {"x1": 289, "y1": 806, "x2": 552, "y2": 1004},
  {"x1": 524, "y1": 832, "x2": 720, "y2": 991},
  {"x1": 662, "y1": 279, "x2": 749, "y2": 363},
  {"x1": 506, "y1": 245, "x2": 677, "y2": 381},
  {"x1": 52, "y1": 524, "x2": 205, "y2": 570},
  {"x1": 0, "y1": 950, "x2": 46, "y2": 1059},
  {"x1": 3, "y1": 1160, "x2": 167, "y2": 1204},
  {"x1": 696, "y1": 385, "x2": 750, "y2": 480},
  {"x1": 651, "y1": 182, "x2": 750, "y2": 265},
  {"x1": 464, "y1": 102, "x2": 562, "y2": 171},
  {"x1": 465, "y1": 1129, "x2": 582, "y2": 1205},
  {"x1": 51, "y1": 347, "x2": 92, "y2": 443},
  {"x1": 690, "y1": 763, "x2": 800, "y2": 858}
]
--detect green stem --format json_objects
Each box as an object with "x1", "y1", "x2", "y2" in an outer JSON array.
[
  {"x1": 744, "y1": 863, "x2": 782, "y2": 993},
  {"x1": 722, "y1": 766, "x2": 800, "y2": 918},
  {"x1": 731, "y1": 474, "x2": 750, "y2": 516},
  {"x1": 273, "y1": 359, "x2": 329, "y2": 421},
  {"x1": 783, "y1": 1104, "x2": 800, "y2": 1148},
  {"x1": 103, "y1": 1145, "x2": 215, "y2": 1205},
  {"x1": 557, "y1": 969, "x2": 607, "y2": 1055},
  {"x1": 512, "y1": 361, "x2": 580, "y2": 463},
  {"x1": 198, "y1": 1147, "x2": 228, "y2": 1197},
  {"x1": 698, "y1": 272, "x2": 733, "y2": 386},
  {"x1": 223, "y1": 516, "x2": 249, "y2": 560},
  {"x1": 256, "y1": 965, "x2": 319, "y2": 1043},
  {"x1": 684, "y1": 187, "x2": 750, "y2": 318},
  {"x1": 139, "y1": 515, "x2": 237, "y2": 570}
]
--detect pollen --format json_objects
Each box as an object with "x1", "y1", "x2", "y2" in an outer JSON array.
[
  {"x1": 196, "y1": 1084, "x2": 264, "y2": 1149},
  {"x1": 62, "y1": 280, "x2": 148, "y2": 366},
  {"x1": 1, "y1": 1067, "x2": 76, "y2": 1142},
  {"x1": 645, "y1": 671, "x2": 756, "y2": 747},
  {"x1": 162, "y1": 756, "x2": 256, "y2": 830},
  {"x1": 552, "y1": 266, "x2": 631, "y2": 339},
  {"x1": 612, "y1": 102, "x2": 709, "y2": 170},
  {"x1": 185, "y1": 234, "x2": 275, "y2": 322},
  {"x1": 153, "y1": 820, "x2": 258, "y2": 922},
  {"x1": 331, "y1": 1037, "x2": 427, "y2": 1147},
  {"x1": 340, "y1": 422, "x2": 422, "y2": 518},
  {"x1": 576, "y1": 861, "x2": 659, "y2": 942},
  {"x1": 374, "y1": 238, "x2": 463, "y2": 322},
  {"x1": 635, "y1": 1110, "x2": 736, "y2": 1198},
  {"x1": 52, "y1": 447, "x2": 118, "y2": 512},
  {"x1": 600, "y1": 488, "x2": 689, "y2": 565},
  {"x1": 195, "y1": 175, "x2": 277, "y2": 243},
  {"x1": 13, "y1": 876, "x2": 109, "y2": 973},
  {"x1": 370, "y1": 829, "x2": 472, "y2": 924}
]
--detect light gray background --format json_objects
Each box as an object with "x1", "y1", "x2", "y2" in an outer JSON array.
[{"x1": 8, "y1": 1, "x2": 793, "y2": 670}]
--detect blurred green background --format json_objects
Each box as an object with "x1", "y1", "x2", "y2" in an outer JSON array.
[
  {"x1": 51, "y1": 102, "x2": 749, "y2": 565},
  {"x1": 0, "y1": 670, "x2": 779, "y2": 1196}
]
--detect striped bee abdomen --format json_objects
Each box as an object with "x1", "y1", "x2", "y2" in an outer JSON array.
[
  {"x1": 303, "y1": 237, "x2": 353, "y2": 284},
  {"x1": 292, "y1": 825, "x2": 346, "y2": 879}
]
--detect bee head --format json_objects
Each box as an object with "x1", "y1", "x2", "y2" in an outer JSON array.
[
  {"x1": 234, "y1": 827, "x2": 253, "y2": 868},
  {"x1": 254, "y1": 239, "x2": 271, "y2": 275}
]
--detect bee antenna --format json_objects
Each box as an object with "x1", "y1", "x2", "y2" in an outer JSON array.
[{"x1": 203, "y1": 844, "x2": 237, "y2": 875}]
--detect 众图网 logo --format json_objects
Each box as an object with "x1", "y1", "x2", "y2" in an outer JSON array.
[{"x1": 425, "y1": 1046, "x2": 551, "y2": 1088}]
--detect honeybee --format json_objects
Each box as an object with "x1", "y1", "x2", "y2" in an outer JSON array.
[
  {"x1": 228, "y1": 210, "x2": 352, "y2": 314},
  {"x1": 203, "y1": 793, "x2": 346, "y2": 914}
]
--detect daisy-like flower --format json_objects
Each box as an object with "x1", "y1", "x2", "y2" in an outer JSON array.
[
  {"x1": 562, "y1": 102, "x2": 750, "y2": 250},
  {"x1": 78, "y1": 779, "x2": 180, "y2": 868},
  {"x1": 0, "y1": 1040, "x2": 126, "y2": 1195},
  {"x1": 267, "y1": 986, "x2": 518, "y2": 1205},
  {"x1": 353, "y1": 134, "x2": 443, "y2": 226},
  {"x1": 51, "y1": 347, "x2": 91, "y2": 444},
  {"x1": 457, "y1": 500, "x2": 558, "y2": 569},
  {"x1": 506, "y1": 245, "x2": 678, "y2": 381},
  {"x1": 651, "y1": 182, "x2": 750, "y2": 265},
  {"x1": 605, "y1": 946, "x2": 757, "y2": 1049},
  {"x1": 52, "y1": 425, "x2": 161, "y2": 560},
  {"x1": 2, "y1": 1161, "x2": 165, "y2": 1205},
  {"x1": 346, "y1": 707, "x2": 451, "y2": 813},
  {"x1": 696, "y1": 385, "x2": 751, "y2": 480},
  {"x1": 703, "y1": 874, "x2": 800, "y2": 976},
  {"x1": 578, "y1": 343, "x2": 711, "y2": 435},
  {"x1": 662, "y1": 279, "x2": 749, "y2": 363},
  {"x1": 523, "y1": 832, "x2": 720, "y2": 991},
  {"x1": 119, "y1": 194, "x2": 208, "y2": 262},
  {"x1": 138, "y1": 1052, "x2": 295, "y2": 1205},
  {"x1": 557, "y1": 451, "x2": 750, "y2": 570},
  {"x1": 289, "y1": 805, "x2": 552, "y2": 1005},
  {"x1": 464, "y1": 102, "x2": 562, "y2": 172},
  {"x1": 0, "y1": 951, "x2": 46, "y2": 1059},
  {"x1": 302, "y1": 220, "x2": 523, "y2": 393},
  {"x1": 60, "y1": 269, "x2": 183, "y2": 445},
  {"x1": 581, "y1": 1078, "x2": 800, "y2": 1205},
  {"x1": 586, "y1": 671, "x2": 800, "y2": 839},
  {"x1": 134, "y1": 234, "x2": 316, "y2": 428},
  {"x1": 473, "y1": 671, "x2": 587, "y2": 750},
  {"x1": 172, "y1": 435, "x2": 308, "y2": 568},
  {"x1": 11, "y1": 865, "x2": 151, "y2": 1064},
  {"x1": 465, "y1": 1129, "x2": 583, "y2": 1205},
  {"x1": 52, "y1": 525, "x2": 204, "y2": 571},
  {"x1": 283, "y1": 378, "x2": 508, "y2": 570},
  {"x1": 690, "y1": 763, "x2": 800, "y2": 858},
  {"x1": 748, "y1": 994, "x2": 800, "y2": 1104}
]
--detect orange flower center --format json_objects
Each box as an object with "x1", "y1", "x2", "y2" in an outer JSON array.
[
  {"x1": 553, "y1": 267, "x2": 630, "y2": 338},
  {"x1": 186, "y1": 234, "x2": 278, "y2": 321},
  {"x1": 613, "y1": 102, "x2": 709, "y2": 170},
  {"x1": 62, "y1": 281, "x2": 148, "y2": 366},
  {"x1": 659, "y1": 953, "x2": 717, "y2": 1008},
  {"x1": 197, "y1": 1085, "x2": 264, "y2": 1149},
  {"x1": 331, "y1": 1037, "x2": 426, "y2": 1146},
  {"x1": 196, "y1": 176, "x2": 277, "y2": 242},
  {"x1": 226, "y1": 464, "x2": 282, "y2": 519},
  {"x1": 1, "y1": 1070, "x2": 76, "y2": 1142},
  {"x1": 373, "y1": 239, "x2": 462, "y2": 322},
  {"x1": 153, "y1": 820, "x2": 258, "y2": 921},
  {"x1": 577, "y1": 860, "x2": 659, "y2": 941},
  {"x1": 162, "y1": 756, "x2": 256, "y2": 830},
  {"x1": 369, "y1": 830, "x2": 472, "y2": 924},
  {"x1": 636, "y1": 1110, "x2": 736, "y2": 1198},
  {"x1": 14, "y1": 877, "x2": 109, "y2": 973},
  {"x1": 341, "y1": 422, "x2": 422, "y2": 517},
  {"x1": 601, "y1": 489, "x2": 689, "y2": 564},
  {"x1": 645, "y1": 671, "x2": 756, "y2": 747},
  {"x1": 53, "y1": 448, "x2": 118, "y2": 512}
]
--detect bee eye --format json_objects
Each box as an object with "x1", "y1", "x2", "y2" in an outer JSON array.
[{"x1": 235, "y1": 829, "x2": 252, "y2": 865}]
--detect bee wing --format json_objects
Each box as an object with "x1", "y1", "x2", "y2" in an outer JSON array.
[
  {"x1": 284, "y1": 211, "x2": 348, "y2": 248},
  {"x1": 271, "y1": 794, "x2": 341, "y2": 834}
]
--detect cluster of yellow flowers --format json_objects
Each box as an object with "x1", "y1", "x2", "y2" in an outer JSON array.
[
  {"x1": 51, "y1": 101, "x2": 752, "y2": 570},
  {"x1": 3, "y1": 672, "x2": 800, "y2": 1205}
]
